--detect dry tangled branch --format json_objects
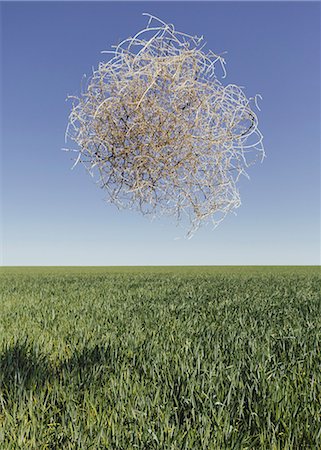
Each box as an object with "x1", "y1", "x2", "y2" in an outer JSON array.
[{"x1": 65, "y1": 14, "x2": 265, "y2": 236}]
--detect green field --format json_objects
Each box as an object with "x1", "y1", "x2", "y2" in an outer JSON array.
[{"x1": 0, "y1": 266, "x2": 320, "y2": 449}]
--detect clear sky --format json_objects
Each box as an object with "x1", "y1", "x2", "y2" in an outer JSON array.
[{"x1": 1, "y1": 1, "x2": 320, "y2": 266}]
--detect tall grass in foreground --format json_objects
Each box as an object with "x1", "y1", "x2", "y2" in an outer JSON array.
[{"x1": 0, "y1": 267, "x2": 320, "y2": 449}]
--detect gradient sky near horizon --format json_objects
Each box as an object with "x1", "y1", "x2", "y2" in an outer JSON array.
[{"x1": 1, "y1": 1, "x2": 320, "y2": 265}]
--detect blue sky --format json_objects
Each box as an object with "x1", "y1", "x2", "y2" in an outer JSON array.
[{"x1": 1, "y1": 1, "x2": 320, "y2": 265}]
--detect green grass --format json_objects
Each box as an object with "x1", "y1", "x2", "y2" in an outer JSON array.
[{"x1": 0, "y1": 266, "x2": 320, "y2": 449}]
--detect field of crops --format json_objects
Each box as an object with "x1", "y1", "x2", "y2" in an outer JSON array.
[{"x1": 0, "y1": 266, "x2": 320, "y2": 449}]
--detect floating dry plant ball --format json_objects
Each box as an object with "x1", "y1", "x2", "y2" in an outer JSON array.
[{"x1": 65, "y1": 14, "x2": 265, "y2": 236}]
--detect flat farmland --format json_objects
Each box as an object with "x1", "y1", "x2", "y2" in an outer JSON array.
[{"x1": 0, "y1": 267, "x2": 320, "y2": 449}]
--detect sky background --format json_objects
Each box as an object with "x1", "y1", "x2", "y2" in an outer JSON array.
[{"x1": 1, "y1": 1, "x2": 320, "y2": 265}]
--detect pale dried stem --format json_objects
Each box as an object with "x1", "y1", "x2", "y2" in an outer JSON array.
[{"x1": 66, "y1": 14, "x2": 265, "y2": 236}]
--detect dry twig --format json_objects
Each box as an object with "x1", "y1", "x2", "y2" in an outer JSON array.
[{"x1": 66, "y1": 14, "x2": 265, "y2": 236}]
